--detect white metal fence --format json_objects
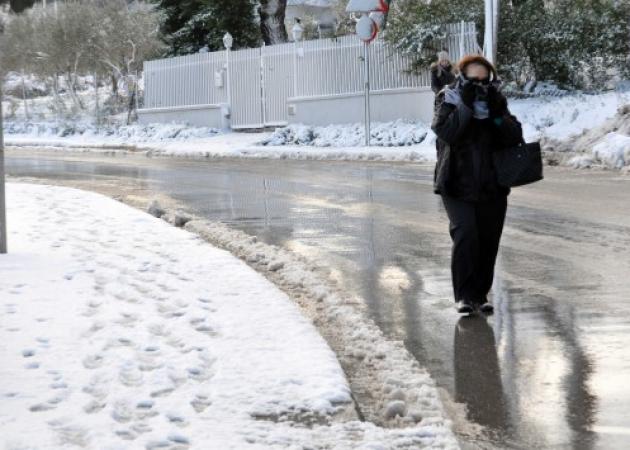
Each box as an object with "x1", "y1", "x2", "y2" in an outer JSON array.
[{"x1": 143, "y1": 22, "x2": 480, "y2": 129}]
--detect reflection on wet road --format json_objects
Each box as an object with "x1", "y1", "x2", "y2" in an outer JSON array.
[{"x1": 6, "y1": 151, "x2": 630, "y2": 449}]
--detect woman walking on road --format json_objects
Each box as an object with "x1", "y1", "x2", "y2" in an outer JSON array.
[
  {"x1": 431, "y1": 55, "x2": 524, "y2": 314},
  {"x1": 430, "y1": 51, "x2": 456, "y2": 94}
]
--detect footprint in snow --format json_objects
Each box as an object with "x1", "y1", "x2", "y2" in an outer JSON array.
[
  {"x1": 83, "y1": 400, "x2": 107, "y2": 414},
  {"x1": 137, "y1": 346, "x2": 164, "y2": 372},
  {"x1": 82, "y1": 374, "x2": 109, "y2": 400},
  {"x1": 114, "y1": 429, "x2": 138, "y2": 441},
  {"x1": 29, "y1": 402, "x2": 56, "y2": 412},
  {"x1": 115, "y1": 311, "x2": 140, "y2": 327},
  {"x1": 165, "y1": 412, "x2": 188, "y2": 427},
  {"x1": 118, "y1": 364, "x2": 144, "y2": 387},
  {"x1": 150, "y1": 387, "x2": 175, "y2": 398},
  {"x1": 111, "y1": 400, "x2": 134, "y2": 423},
  {"x1": 50, "y1": 422, "x2": 90, "y2": 447},
  {"x1": 147, "y1": 323, "x2": 171, "y2": 338},
  {"x1": 82, "y1": 321, "x2": 106, "y2": 338},
  {"x1": 82, "y1": 353, "x2": 105, "y2": 370},
  {"x1": 190, "y1": 393, "x2": 212, "y2": 413}
]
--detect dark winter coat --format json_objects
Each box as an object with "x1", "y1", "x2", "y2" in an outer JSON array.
[
  {"x1": 430, "y1": 62, "x2": 456, "y2": 94},
  {"x1": 431, "y1": 87, "x2": 524, "y2": 202}
]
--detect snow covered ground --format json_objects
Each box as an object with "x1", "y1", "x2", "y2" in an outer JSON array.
[
  {"x1": 0, "y1": 183, "x2": 459, "y2": 449},
  {"x1": 4, "y1": 90, "x2": 630, "y2": 165}
]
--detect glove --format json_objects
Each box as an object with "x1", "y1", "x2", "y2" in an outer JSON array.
[
  {"x1": 488, "y1": 85, "x2": 508, "y2": 118},
  {"x1": 460, "y1": 81, "x2": 476, "y2": 108}
]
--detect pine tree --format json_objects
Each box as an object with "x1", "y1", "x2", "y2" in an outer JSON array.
[
  {"x1": 154, "y1": 0, "x2": 261, "y2": 56},
  {"x1": 385, "y1": 0, "x2": 484, "y2": 71},
  {"x1": 8, "y1": 0, "x2": 35, "y2": 13},
  {"x1": 500, "y1": 0, "x2": 630, "y2": 88},
  {"x1": 258, "y1": 0, "x2": 288, "y2": 45},
  {"x1": 388, "y1": 0, "x2": 630, "y2": 89}
]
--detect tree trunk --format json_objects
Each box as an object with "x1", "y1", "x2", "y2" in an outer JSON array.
[
  {"x1": 65, "y1": 71, "x2": 84, "y2": 111},
  {"x1": 258, "y1": 0, "x2": 288, "y2": 45},
  {"x1": 111, "y1": 73, "x2": 118, "y2": 100}
]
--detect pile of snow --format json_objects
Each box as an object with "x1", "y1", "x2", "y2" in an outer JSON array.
[
  {"x1": 261, "y1": 120, "x2": 430, "y2": 147},
  {"x1": 0, "y1": 183, "x2": 459, "y2": 449},
  {"x1": 510, "y1": 90, "x2": 630, "y2": 142},
  {"x1": 592, "y1": 133, "x2": 630, "y2": 168},
  {"x1": 569, "y1": 132, "x2": 630, "y2": 169},
  {"x1": 4, "y1": 121, "x2": 221, "y2": 145}
]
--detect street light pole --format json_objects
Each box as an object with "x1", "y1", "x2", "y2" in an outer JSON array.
[
  {"x1": 0, "y1": 80, "x2": 8, "y2": 254},
  {"x1": 363, "y1": 41, "x2": 371, "y2": 147},
  {"x1": 291, "y1": 21, "x2": 304, "y2": 99},
  {"x1": 222, "y1": 32, "x2": 233, "y2": 123},
  {"x1": 347, "y1": 1, "x2": 392, "y2": 147},
  {"x1": 483, "y1": 0, "x2": 499, "y2": 64}
]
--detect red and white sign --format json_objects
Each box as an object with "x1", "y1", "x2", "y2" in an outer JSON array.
[
  {"x1": 356, "y1": 14, "x2": 378, "y2": 43},
  {"x1": 346, "y1": 0, "x2": 389, "y2": 13}
]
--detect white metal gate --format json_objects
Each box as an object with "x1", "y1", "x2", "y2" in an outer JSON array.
[
  {"x1": 261, "y1": 44, "x2": 294, "y2": 127},
  {"x1": 230, "y1": 48, "x2": 264, "y2": 129}
]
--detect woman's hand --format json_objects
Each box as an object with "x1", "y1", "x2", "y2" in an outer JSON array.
[
  {"x1": 461, "y1": 82, "x2": 476, "y2": 108},
  {"x1": 488, "y1": 86, "x2": 508, "y2": 118}
]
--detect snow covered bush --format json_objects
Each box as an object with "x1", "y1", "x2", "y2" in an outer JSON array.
[
  {"x1": 261, "y1": 121, "x2": 429, "y2": 147},
  {"x1": 3, "y1": 120, "x2": 221, "y2": 143}
]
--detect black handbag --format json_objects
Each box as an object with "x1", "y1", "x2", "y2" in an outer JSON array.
[{"x1": 492, "y1": 141, "x2": 544, "y2": 188}]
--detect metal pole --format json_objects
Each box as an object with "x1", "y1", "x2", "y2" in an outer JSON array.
[
  {"x1": 0, "y1": 80, "x2": 8, "y2": 254},
  {"x1": 363, "y1": 42, "x2": 371, "y2": 147},
  {"x1": 459, "y1": 20, "x2": 465, "y2": 60},
  {"x1": 492, "y1": 0, "x2": 500, "y2": 65},
  {"x1": 226, "y1": 48, "x2": 232, "y2": 109},
  {"x1": 94, "y1": 72, "x2": 99, "y2": 129},
  {"x1": 483, "y1": 0, "x2": 494, "y2": 64},
  {"x1": 21, "y1": 70, "x2": 29, "y2": 120},
  {"x1": 293, "y1": 40, "x2": 298, "y2": 98},
  {"x1": 260, "y1": 44, "x2": 266, "y2": 128}
]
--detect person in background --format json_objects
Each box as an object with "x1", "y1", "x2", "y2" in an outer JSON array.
[
  {"x1": 431, "y1": 55, "x2": 524, "y2": 315},
  {"x1": 431, "y1": 50, "x2": 456, "y2": 94}
]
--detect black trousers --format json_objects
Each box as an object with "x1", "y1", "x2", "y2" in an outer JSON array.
[{"x1": 441, "y1": 195, "x2": 507, "y2": 303}]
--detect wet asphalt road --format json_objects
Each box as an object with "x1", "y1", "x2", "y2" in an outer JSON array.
[{"x1": 6, "y1": 150, "x2": 630, "y2": 449}]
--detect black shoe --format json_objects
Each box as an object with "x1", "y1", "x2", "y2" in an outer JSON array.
[
  {"x1": 455, "y1": 300, "x2": 474, "y2": 314},
  {"x1": 478, "y1": 300, "x2": 494, "y2": 314}
]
